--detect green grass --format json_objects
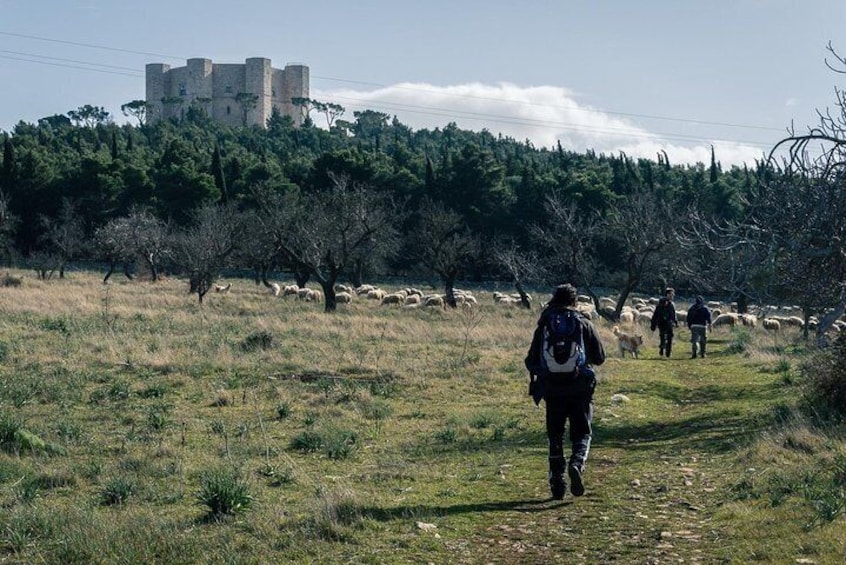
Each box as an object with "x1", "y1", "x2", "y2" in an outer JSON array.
[{"x1": 0, "y1": 271, "x2": 844, "y2": 563}]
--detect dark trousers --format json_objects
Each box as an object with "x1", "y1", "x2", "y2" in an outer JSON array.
[
  {"x1": 545, "y1": 387, "x2": 594, "y2": 473},
  {"x1": 658, "y1": 325, "x2": 674, "y2": 356}
]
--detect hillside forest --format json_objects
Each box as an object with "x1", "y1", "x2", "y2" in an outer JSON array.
[{"x1": 0, "y1": 88, "x2": 844, "y2": 332}]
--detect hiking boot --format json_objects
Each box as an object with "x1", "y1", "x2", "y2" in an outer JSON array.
[
  {"x1": 568, "y1": 464, "x2": 585, "y2": 497},
  {"x1": 549, "y1": 472, "x2": 566, "y2": 500},
  {"x1": 659, "y1": 348, "x2": 664, "y2": 357}
]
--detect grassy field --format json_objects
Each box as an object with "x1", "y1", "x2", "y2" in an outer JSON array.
[{"x1": 0, "y1": 271, "x2": 844, "y2": 564}]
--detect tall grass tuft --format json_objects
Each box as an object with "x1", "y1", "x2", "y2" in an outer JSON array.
[
  {"x1": 800, "y1": 334, "x2": 846, "y2": 423},
  {"x1": 196, "y1": 467, "x2": 254, "y2": 519}
]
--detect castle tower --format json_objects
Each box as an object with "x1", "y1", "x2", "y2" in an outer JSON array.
[
  {"x1": 145, "y1": 63, "x2": 170, "y2": 124},
  {"x1": 144, "y1": 58, "x2": 308, "y2": 127},
  {"x1": 281, "y1": 64, "x2": 310, "y2": 126}
]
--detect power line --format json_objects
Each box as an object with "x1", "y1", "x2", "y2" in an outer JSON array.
[
  {"x1": 326, "y1": 94, "x2": 777, "y2": 149},
  {"x1": 312, "y1": 75, "x2": 787, "y2": 133},
  {"x1": 0, "y1": 54, "x2": 142, "y2": 78},
  {"x1": 0, "y1": 29, "x2": 786, "y2": 135},
  {"x1": 0, "y1": 31, "x2": 797, "y2": 154},
  {"x1": 0, "y1": 30, "x2": 184, "y2": 61},
  {"x1": 0, "y1": 49, "x2": 144, "y2": 74}
]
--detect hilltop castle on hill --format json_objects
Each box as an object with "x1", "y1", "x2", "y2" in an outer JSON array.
[{"x1": 145, "y1": 57, "x2": 309, "y2": 127}]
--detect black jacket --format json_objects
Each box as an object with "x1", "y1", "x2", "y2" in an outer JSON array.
[
  {"x1": 651, "y1": 298, "x2": 677, "y2": 330},
  {"x1": 687, "y1": 303, "x2": 712, "y2": 327}
]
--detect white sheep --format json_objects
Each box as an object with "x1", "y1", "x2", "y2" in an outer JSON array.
[
  {"x1": 619, "y1": 311, "x2": 635, "y2": 325},
  {"x1": 214, "y1": 282, "x2": 231, "y2": 294},
  {"x1": 762, "y1": 318, "x2": 781, "y2": 331},
  {"x1": 336, "y1": 291, "x2": 353, "y2": 304},
  {"x1": 380, "y1": 293, "x2": 405, "y2": 306},
  {"x1": 404, "y1": 294, "x2": 421, "y2": 306},
  {"x1": 366, "y1": 289, "x2": 386, "y2": 300},
  {"x1": 355, "y1": 284, "x2": 376, "y2": 295},
  {"x1": 712, "y1": 313, "x2": 740, "y2": 327},
  {"x1": 282, "y1": 284, "x2": 299, "y2": 297},
  {"x1": 423, "y1": 295, "x2": 445, "y2": 308},
  {"x1": 270, "y1": 283, "x2": 281, "y2": 296},
  {"x1": 334, "y1": 283, "x2": 353, "y2": 295}
]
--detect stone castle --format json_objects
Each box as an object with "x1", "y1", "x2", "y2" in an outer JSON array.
[{"x1": 145, "y1": 58, "x2": 309, "y2": 127}]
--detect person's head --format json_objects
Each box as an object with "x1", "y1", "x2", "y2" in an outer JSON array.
[
  {"x1": 665, "y1": 287, "x2": 675, "y2": 298},
  {"x1": 695, "y1": 295, "x2": 704, "y2": 305},
  {"x1": 549, "y1": 283, "x2": 577, "y2": 307}
]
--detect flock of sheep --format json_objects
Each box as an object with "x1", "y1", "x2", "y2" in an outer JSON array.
[
  {"x1": 212, "y1": 280, "x2": 846, "y2": 334},
  {"x1": 575, "y1": 294, "x2": 846, "y2": 334},
  {"x1": 217, "y1": 281, "x2": 520, "y2": 309}
]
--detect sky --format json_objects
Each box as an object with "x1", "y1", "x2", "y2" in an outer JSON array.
[{"x1": 1, "y1": 0, "x2": 845, "y2": 167}]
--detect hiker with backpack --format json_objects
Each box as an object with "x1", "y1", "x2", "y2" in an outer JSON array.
[
  {"x1": 686, "y1": 295, "x2": 712, "y2": 358},
  {"x1": 650, "y1": 287, "x2": 678, "y2": 358},
  {"x1": 524, "y1": 284, "x2": 606, "y2": 500}
]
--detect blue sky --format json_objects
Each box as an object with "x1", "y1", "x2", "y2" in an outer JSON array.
[{"x1": 1, "y1": 0, "x2": 844, "y2": 166}]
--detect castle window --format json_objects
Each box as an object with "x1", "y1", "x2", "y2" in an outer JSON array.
[
  {"x1": 227, "y1": 106, "x2": 231, "y2": 115},
  {"x1": 179, "y1": 83, "x2": 186, "y2": 96},
  {"x1": 271, "y1": 88, "x2": 277, "y2": 98},
  {"x1": 225, "y1": 85, "x2": 232, "y2": 94}
]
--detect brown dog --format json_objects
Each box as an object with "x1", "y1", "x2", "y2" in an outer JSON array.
[{"x1": 612, "y1": 326, "x2": 643, "y2": 359}]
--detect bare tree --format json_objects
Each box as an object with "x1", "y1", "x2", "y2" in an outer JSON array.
[
  {"x1": 492, "y1": 240, "x2": 541, "y2": 309},
  {"x1": 170, "y1": 203, "x2": 245, "y2": 304},
  {"x1": 265, "y1": 174, "x2": 400, "y2": 312},
  {"x1": 37, "y1": 199, "x2": 85, "y2": 279},
  {"x1": 530, "y1": 197, "x2": 603, "y2": 310},
  {"x1": 752, "y1": 41, "x2": 846, "y2": 339},
  {"x1": 410, "y1": 201, "x2": 481, "y2": 308}
]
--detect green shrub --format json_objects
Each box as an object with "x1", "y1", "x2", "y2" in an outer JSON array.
[
  {"x1": 99, "y1": 477, "x2": 135, "y2": 506},
  {"x1": 196, "y1": 468, "x2": 253, "y2": 518},
  {"x1": 800, "y1": 334, "x2": 846, "y2": 423},
  {"x1": 726, "y1": 327, "x2": 753, "y2": 354},
  {"x1": 290, "y1": 430, "x2": 323, "y2": 452},
  {"x1": 0, "y1": 413, "x2": 24, "y2": 453},
  {"x1": 239, "y1": 331, "x2": 273, "y2": 352}
]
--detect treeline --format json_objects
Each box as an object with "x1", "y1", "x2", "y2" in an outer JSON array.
[{"x1": 0, "y1": 103, "x2": 843, "y2": 327}]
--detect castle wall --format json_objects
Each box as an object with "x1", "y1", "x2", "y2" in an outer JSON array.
[{"x1": 145, "y1": 58, "x2": 308, "y2": 127}]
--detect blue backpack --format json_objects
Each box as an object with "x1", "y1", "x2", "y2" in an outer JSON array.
[{"x1": 541, "y1": 309, "x2": 586, "y2": 375}]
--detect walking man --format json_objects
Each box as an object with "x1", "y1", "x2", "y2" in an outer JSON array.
[
  {"x1": 687, "y1": 295, "x2": 712, "y2": 358},
  {"x1": 525, "y1": 284, "x2": 606, "y2": 500},
  {"x1": 651, "y1": 287, "x2": 678, "y2": 358}
]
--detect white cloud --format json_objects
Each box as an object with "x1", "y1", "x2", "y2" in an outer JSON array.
[{"x1": 313, "y1": 82, "x2": 768, "y2": 167}]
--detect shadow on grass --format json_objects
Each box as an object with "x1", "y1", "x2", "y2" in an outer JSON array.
[
  {"x1": 351, "y1": 496, "x2": 569, "y2": 523},
  {"x1": 596, "y1": 408, "x2": 770, "y2": 452}
]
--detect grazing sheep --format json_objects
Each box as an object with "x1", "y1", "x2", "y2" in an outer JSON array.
[
  {"x1": 619, "y1": 311, "x2": 635, "y2": 325},
  {"x1": 334, "y1": 283, "x2": 353, "y2": 295},
  {"x1": 676, "y1": 311, "x2": 687, "y2": 323},
  {"x1": 297, "y1": 287, "x2": 312, "y2": 300},
  {"x1": 355, "y1": 284, "x2": 376, "y2": 295},
  {"x1": 762, "y1": 318, "x2": 781, "y2": 331},
  {"x1": 740, "y1": 313, "x2": 757, "y2": 328},
  {"x1": 214, "y1": 282, "x2": 231, "y2": 294},
  {"x1": 404, "y1": 294, "x2": 421, "y2": 306},
  {"x1": 423, "y1": 295, "x2": 445, "y2": 308},
  {"x1": 636, "y1": 311, "x2": 653, "y2": 325},
  {"x1": 366, "y1": 288, "x2": 386, "y2": 300},
  {"x1": 380, "y1": 293, "x2": 405, "y2": 306},
  {"x1": 270, "y1": 283, "x2": 281, "y2": 297},
  {"x1": 577, "y1": 294, "x2": 593, "y2": 304},
  {"x1": 282, "y1": 284, "x2": 299, "y2": 297},
  {"x1": 336, "y1": 291, "x2": 353, "y2": 304},
  {"x1": 712, "y1": 313, "x2": 740, "y2": 327},
  {"x1": 784, "y1": 316, "x2": 805, "y2": 328},
  {"x1": 305, "y1": 289, "x2": 323, "y2": 303}
]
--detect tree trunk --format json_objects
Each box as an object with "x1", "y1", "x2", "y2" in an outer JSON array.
[
  {"x1": 294, "y1": 267, "x2": 310, "y2": 288},
  {"x1": 444, "y1": 275, "x2": 457, "y2": 309},
  {"x1": 514, "y1": 280, "x2": 532, "y2": 310},
  {"x1": 321, "y1": 280, "x2": 337, "y2": 313},
  {"x1": 103, "y1": 262, "x2": 115, "y2": 283}
]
